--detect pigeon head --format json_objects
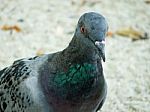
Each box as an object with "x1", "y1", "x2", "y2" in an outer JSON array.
[{"x1": 74, "y1": 12, "x2": 108, "y2": 62}]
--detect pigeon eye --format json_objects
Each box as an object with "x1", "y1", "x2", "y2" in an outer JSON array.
[{"x1": 80, "y1": 27, "x2": 86, "y2": 33}]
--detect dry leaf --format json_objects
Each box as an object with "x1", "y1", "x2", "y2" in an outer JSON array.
[
  {"x1": 1, "y1": 25, "x2": 21, "y2": 32},
  {"x1": 115, "y1": 27, "x2": 148, "y2": 41},
  {"x1": 13, "y1": 26, "x2": 21, "y2": 32},
  {"x1": 145, "y1": 0, "x2": 150, "y2": 4},
  {"x1": 36, "y1": 49, "x2": 44, "y2": 56},
  {"x1": 107, "y1": 31, "x2": 114, "y2": 37}
]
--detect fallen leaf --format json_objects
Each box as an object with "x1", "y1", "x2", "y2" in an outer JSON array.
[
  {"x1": 13, "y1": 26, "x2": 21, "y2": 32},
  {"x1": 107, "y1": 31, "x2": 114, "y2": 37},
  {"x1": 145, "y1": 0, "x2": 150, "y2": 4},
  {"x1": 115, "y1": 27, "x2": 148, "y2": 41},
  {"x1": 36, "y1": 49, "x2": 44, "y2": 56},
  {"x1": 1, "y1": 25, "x2": 21, "y2": 32}
]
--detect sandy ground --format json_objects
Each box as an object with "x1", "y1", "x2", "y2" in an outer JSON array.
[{"x1": 0, "y1": 0, "x2": 150, "y2": 112}]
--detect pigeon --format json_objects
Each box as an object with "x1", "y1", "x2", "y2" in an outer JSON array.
[{"x1": 0, "y1": 12, "x2": 108, "y2": 112}]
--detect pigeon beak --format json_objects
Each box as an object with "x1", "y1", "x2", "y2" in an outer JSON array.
[{"x1": 95, "y1": 40, "x2": 105, "y2": 62}]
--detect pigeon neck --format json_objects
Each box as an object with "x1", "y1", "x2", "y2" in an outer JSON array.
[{"x1": 62, "y1": 36, "x2": 98, "y2": 64}]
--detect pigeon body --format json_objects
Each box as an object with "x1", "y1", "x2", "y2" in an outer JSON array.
[{"x1": 0, "y1": 12, "x2": 108, "y2": 112}]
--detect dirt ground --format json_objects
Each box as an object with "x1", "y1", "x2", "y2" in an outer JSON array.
[{"x1": 0, "y1": 0, "x2": 150, "y2": 112}]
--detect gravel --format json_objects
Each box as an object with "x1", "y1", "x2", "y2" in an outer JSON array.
[{"x1": 0, "y1": 0, "x2": 150, "y2": 111}]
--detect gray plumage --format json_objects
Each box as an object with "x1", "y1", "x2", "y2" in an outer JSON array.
[{"x1": 0, "y1": 12, "x2": 108, "y2": 112}]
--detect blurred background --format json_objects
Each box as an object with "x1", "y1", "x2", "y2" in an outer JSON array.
[{"x1": 0, "y1": 0, "x2": 150, "y2": 111}]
